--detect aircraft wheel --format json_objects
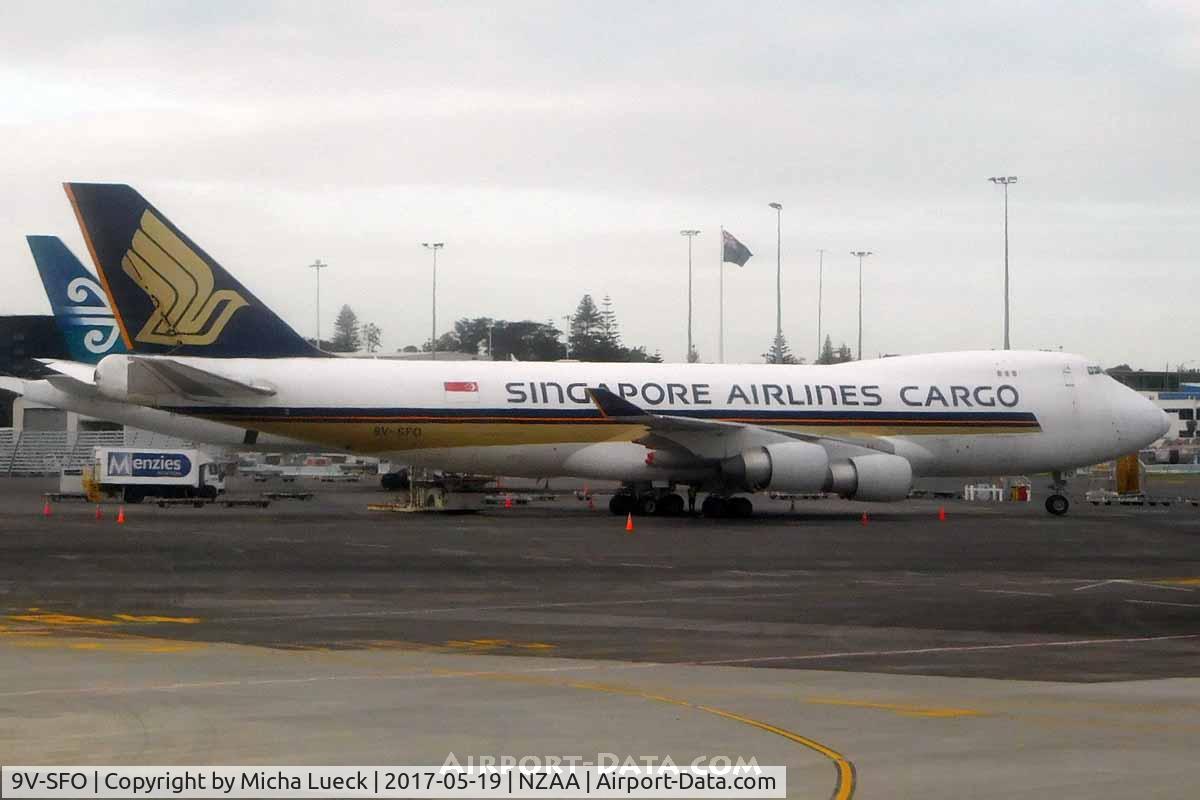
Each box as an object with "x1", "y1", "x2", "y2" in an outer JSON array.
[
  {"x1": 659, "y1": 493, "x2": 685, "y2": 516},
  {"x1": 1045, "y1": 494, "x2": 1070, "y2": 516},
  {"x1": 609, "y1": 494, "x2": 635, "y2": 515},
  {"x1": 637, "y1": 495, "x2": 659, "y2": 516},
  {"x1": 700, "y1": 495, "x2": 725, "y2": 518},
  {"x1": 726, "y1": 496, "x2": 754, "y2": 518}
]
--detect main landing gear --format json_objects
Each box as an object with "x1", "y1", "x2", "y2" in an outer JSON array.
[
  {"x1": 700, "y1": 495, "x2": 754, "y2": 519},
  {"x1": 609, "y1": 486, "x2": 754, "y2": 518},
  {"x1": 1045, "y1": 470, "x2": 1070, "y2": 516},
  {"x1": 609, "y1": 490, "x2": 686, "y2": 517}
]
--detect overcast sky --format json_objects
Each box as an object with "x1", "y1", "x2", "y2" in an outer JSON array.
[{"x1": 2, "y1": 1, "x2": 1197, "y2": 367}]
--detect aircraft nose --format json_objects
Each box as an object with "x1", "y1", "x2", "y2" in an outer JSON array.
[{"x1": 1126, "y1": 392, "x2": 1170, "y2": 447}]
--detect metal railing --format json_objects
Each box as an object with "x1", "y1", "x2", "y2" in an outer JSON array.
[
  {"x1": 0, "y1": 426, "x2": 247, "y2": 476},
  {"x1": 0, "y1": 429, "x2": 194, "y2": 475}
]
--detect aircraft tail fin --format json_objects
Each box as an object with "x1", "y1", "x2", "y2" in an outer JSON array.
[
  {"x1": 27, "y1": 235, "x2": 128, "y2": 364},
  {"x1": 63, "y1": 183, "x2": 325, "y2": 358}
]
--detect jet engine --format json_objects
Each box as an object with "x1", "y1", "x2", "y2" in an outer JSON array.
[
  {"x1": 723, "y1": 444, "x2": 913, "y2": 501},
  {"x1": 721, "y1": 442, "x2": 830, "y2": 493},
  {"x1": 824, "y1": 453, "x2": 913, "y2": 501}
]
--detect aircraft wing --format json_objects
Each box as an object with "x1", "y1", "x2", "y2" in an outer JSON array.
[
  {"x1": 120, "y1": 355, "x2": 276, "y2": 401},
  {"x1": 586, "y1": 387, "x2": 895, "y2": 458},
  {"x1": 36, "y1": 358, "x2": 100, "y2": 396},
  {"x1": 0, "y1": 376, "x2": 27, "y2": 396}
]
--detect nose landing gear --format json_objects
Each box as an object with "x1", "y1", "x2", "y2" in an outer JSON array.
[
  {"x1": 1045, "y1": 471, "x2": 1070, "y2": 516},
  {"x1": 1045, "y1": 494, "x2": 1070, "y2": 515}
]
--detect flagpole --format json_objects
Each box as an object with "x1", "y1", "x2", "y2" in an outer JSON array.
[{"x1": 718, "y1": 226, "x2": 725, "y2": 364}]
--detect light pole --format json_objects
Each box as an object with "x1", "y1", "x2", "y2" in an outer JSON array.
[
  {"x1": 988, "y1": 176, "x2": 1018, "y2": 349},
  {"x1": 816, "y1": 248, "x2": 825, "y2": 362},
  {"x1": 422, "y1": 242, "x2": 444, "y2": 360},
  {"x1": 850, "y1": 250, "x2": 872, "y2": 360},
  {"x1": 768, "y1": 203, "x2": 782, "y2": 349},
  {"x1": 680, "y1": 229, "x2": 700, "y2": 362},
  {"x1": 307, "y1": 259, "x2": 328, "y2": 348}
]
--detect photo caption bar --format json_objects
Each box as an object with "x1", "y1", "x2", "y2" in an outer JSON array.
[{"x1": 2, "y1": 766, "x2": 786, "y2": 799}]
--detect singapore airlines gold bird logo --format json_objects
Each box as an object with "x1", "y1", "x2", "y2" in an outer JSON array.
[{"x1": 121, "y1": 210, "x2": 248, "y2": 346}]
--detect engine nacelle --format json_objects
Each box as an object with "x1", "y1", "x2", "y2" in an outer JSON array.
[
  {"x1": 724, "y1": 444, "x2": 913, "y2": 501},
  {"x1": 825, "y1": 453, "x2": 913, "y2": 502},
  {"x1": 722, "y1": 442, "x2": 830, "y2": 493}
]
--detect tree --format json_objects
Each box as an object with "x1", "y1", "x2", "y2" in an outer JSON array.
[
  {"x1": 816, "y1": 335, "x2": 852, "y2": 365},
  {"x1": 599, "y1": 295, "x2": 622, "y2": 352},
  {"x1": 362, "y1": 323, "x2": 382, "y2": 354},
  {"x1": 817, "y1": 335, "x2": 834, "y2": 365},
  {"x1": 329, "y1": 305, "x2": 361, "y2": 352},
  {"x1": 568, "y1": 295, "x2": 608, "y2": 359},
  {"x1": 764, "y1": 332, "x2": 800, "y2": 364},
  {"x1": 491, "y1": 320, "x2": 566, "y2": 361},
  {"x1": 423, "y1": 331, "x2": 462, "y2": 353},
  {"x1": 567, "y1": 294, "x2": 660, "y2": 362},
  {"x1": 622, "y1": 346, "x2": 662, "y2": 363},
  {"x1": 401, "y1": 345, "x2": 420, "y2": 353}
]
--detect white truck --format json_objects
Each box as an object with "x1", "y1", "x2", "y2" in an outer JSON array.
[{"x1": 90, "y1": 448, "x2": 226, "y2": 503}]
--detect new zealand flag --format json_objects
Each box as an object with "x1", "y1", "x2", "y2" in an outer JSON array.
[{"x1": 722, "y1": 230, "x2": 753, "y2": 266}]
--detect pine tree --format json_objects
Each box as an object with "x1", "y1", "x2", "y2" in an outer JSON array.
[
  {"x1": 567, "y1": 294, "x2": 658, "y2": 362},
  {"x1": 568, "y1": 295, "x2": 604, "y2": 359},
  {"x1": 817, "y1": 335, "x2": 836, "y2": 365},
  {"x1": 599, "y1": 295, "x2": 622, "y2": 351},
  {"x1": 764, "y1": 331, "x2": 800, "y2": 364},
  {"x1": 330, "y1": 305, "x2": 362, "y2": 352},
  {"x1": 362, "y1": 322, "x2": 382, "y2": 353}
]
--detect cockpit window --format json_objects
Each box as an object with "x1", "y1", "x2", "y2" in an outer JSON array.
[{"x1": 1087, "y1": 365, "x2": 1103, "y2": 375}]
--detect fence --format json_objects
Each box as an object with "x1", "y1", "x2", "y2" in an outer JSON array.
[{"x1": 0, "y1": 428, "x2": 195, "y2": 476}]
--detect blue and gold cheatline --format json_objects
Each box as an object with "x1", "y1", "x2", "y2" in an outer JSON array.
[{"x1": 159, "y1": 404, "x2": 1042, "y2": 453}]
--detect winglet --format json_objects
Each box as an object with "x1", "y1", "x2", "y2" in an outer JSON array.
[{"x1": 586, "y1": 387, "x2": 648, "y2": 419}]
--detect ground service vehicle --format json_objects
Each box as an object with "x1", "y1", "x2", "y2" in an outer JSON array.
[{"x1": 90, "y1": 447, "x2": 225, "y2": 503}]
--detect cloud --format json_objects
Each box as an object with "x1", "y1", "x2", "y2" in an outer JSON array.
[{"x1": 1, "y1": 1, "x2": 1198, "y2": 365}]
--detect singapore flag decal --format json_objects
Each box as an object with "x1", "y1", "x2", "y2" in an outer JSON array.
[{"x1": 443, "y1": 380, "x2": 480, "y2": 403}]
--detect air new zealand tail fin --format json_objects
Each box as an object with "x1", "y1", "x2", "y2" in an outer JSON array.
[
  {"x1": 64, "y1": 183, "x2": 325, "y2": 358},
  {"x1": 28, "y1": 235, "x2": 128, "y2": 364}
]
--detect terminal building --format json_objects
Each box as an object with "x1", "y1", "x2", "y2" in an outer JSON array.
[{"x1": 1107, "y1": 367, "x2": 1200, "y2": 443}]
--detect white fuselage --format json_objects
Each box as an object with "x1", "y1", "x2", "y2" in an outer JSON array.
[
  {"x1": 92, "y1": 350, "x2": 1170, "y2": 486},
  {"x1": 6, "y1": 377, "x2": 317, "y2": 453}
]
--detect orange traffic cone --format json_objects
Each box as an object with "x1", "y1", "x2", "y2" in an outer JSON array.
[
  {"x1": 42, "y1": 501, "x2": 51, "y2": 517},
  {"x1": 504, "y1": 494, "x2": 513, "y2": 509},
  {"x1": 625, "y1": 513, "x2": 634, "y2": 533},
  {"x1": 860, "y1": 511, "x2": 869, "y2": 526},
  {"x1": 116, "y1": 506, "x2": 126, "y2": 525},
  {"x1": 94, "y1": 505, "x2": 103, "y2": 520},
  {"x1": 937, "y1": 506, "x2": 946, "y2": 522}
]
